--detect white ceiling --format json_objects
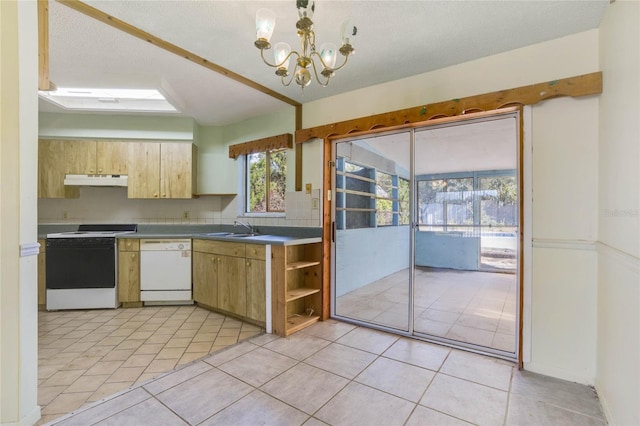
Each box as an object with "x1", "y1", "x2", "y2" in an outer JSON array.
[
  {"x1": 42, "y1": 0, "x2": 609, "y2": 126},
  {"x1": 344, "y1": 115, "x2": 517, "y2": 175}
]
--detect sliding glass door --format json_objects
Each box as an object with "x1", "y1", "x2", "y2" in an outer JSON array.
[
  {"x1": 332, "y1": 112, "x2": 520, "y2": 358},
  {"x1": 332, "y1": 131, "x2": 412, "y2": 331}
]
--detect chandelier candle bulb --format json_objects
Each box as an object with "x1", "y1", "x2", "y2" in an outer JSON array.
[
  {"x1": 255, "y1": 8, "x2": 276, "y2": 47},
  {"x1": 274, "y1": 42, "x2": 292, "y2": 74},
  {"x1": 320, "y1": 43, "x2": 337, "y2": 69}
]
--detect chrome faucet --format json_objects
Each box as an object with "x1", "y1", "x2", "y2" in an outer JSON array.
[{"x1": 234, "y1": 220, "x2": 254, "y2": 234}]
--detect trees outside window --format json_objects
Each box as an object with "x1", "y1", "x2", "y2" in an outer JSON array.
[{"x1": 247, "y1": 149, "x2": 286, "y2": 213}]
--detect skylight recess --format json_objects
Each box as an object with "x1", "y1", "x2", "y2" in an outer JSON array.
[{"x1": 38, "y1": 88, "x2": 179, "y2": 113}]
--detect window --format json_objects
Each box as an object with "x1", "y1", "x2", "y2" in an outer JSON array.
[
  {"x1": 417, "y1": 172, "x2": 516, "y2": 235},
  {"x1": 246, "y1": 149, "x2": 286, "y2": 213},
  {"x1": 336, "y1": 158, "x2": 410, "y2": 229}
]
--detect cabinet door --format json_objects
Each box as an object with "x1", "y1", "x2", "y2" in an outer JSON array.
[
  {"x1": 246, "y1": 259, "x2": 266, "y2": 322},
  {"x1": 218, "y1": 255, "x2": 246, "y2": 316},
  {"x1": 38, "y1": 140, "x2": 78, "y2": 198},
  {"x1": 160, "y1": 143, "x2": 194, "y2": 199},
  {"x1": 128, "y1": 142, "x2": 161, "y2": 198},
  {"x1": 193, "y1": 251, "x2": 218, "y2": 308},
  {"x1": 118, "y1": 250, "x2": 140, "y2": 303},
  {"x1": 97, "y1": 141, "x2": 128, "y2": 174},
  {"x1": 65, "y1": 140, "x2": 97, "y2": 174}
]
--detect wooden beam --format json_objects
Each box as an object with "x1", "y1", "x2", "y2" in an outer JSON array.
[
  {"x1": 57, "y1": 0, "x2": 301, "y2": 108},
  {"x1": 296, "y1": 72, "x2": 603, "y2": 143},
  {"x1": 295, "y1": 104, "x2": 303, "y2": 191},
  {"x1": 228, "y1": 133, "x2": 292, "y2": 159},
  {"x1": 38, "y1": 0, "x2": 51, "y2": 90}
]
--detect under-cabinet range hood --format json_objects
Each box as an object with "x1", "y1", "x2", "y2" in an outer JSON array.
[{"x1": 64, "y1": 174, "x2": 128, "y2": 187}]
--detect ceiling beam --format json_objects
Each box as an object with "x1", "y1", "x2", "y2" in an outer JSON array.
[
  {"x1": 38, "y1": 0, "x2": 51, "y2": 90},
  {"x1": 295, "y1": 72, "x2": 603, "y2": 143},
  {"x1": 57, "y1": 0, "x2": 301, "y2": 108}
]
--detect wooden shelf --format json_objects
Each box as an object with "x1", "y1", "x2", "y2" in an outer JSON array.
[
  {"x1": 286, "y1": 287, "x2": 320, "y2": 302},
  {"x1": 285, "y1": 314, "x2": 320, "y2": 335},
  {"x1": 286, "y1": 260, "x2": 320, "y2": 271}
]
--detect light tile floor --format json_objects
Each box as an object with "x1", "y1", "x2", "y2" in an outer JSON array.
[
  {"x1": 336, "y1": 267, "x2": 517, "y2": 352},
  {"x1": 42, "y1": 319, "x2": 606, "y2": 426},
  {"x1": 38, "y1": 305, "x2": 262, "y2": 425}
]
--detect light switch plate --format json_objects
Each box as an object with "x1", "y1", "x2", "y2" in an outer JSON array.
[{"x1": 305, "y1": 183, "x2": 312, "y2": 194}]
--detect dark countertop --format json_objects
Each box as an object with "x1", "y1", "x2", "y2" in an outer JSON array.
[{"x1": 38, "y1": 224, "x2": 322, "y2": 246}]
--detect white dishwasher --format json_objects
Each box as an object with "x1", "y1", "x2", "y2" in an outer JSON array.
[{"x1": 140, "y1": 239, "x2": 192, "y2": 304}]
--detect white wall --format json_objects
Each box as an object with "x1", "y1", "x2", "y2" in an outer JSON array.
[
  {"x1": 528, "y1": 97, "x2": 599, "y2": 382},
  {"x1": 596, "y1": 2, "x2": 640, "y2": 425},
  {"x1": 302, "y1": 30, "x2": 601, "y2": 384},
  {"x1": 1, "y1": 1, "x2": 40, "y2": 424}
]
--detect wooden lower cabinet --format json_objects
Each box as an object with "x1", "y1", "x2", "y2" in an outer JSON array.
[
  {"x1": 193, "y1": 251, "x2": 218, "y2": 309},
  {"x1": 218, "y1": 255, "x2": 246, "y2": 317},
  {"x1": 245, "y1": 258, "x2": 266, "y2": 323},
  {"x1": 272, "y1": 242, "x2": 322, "y2": 337},
  {"x1": 193, "y1": 239, "x2": 266, "y2": 326},
  {"x1": 118, "y1": 239, "x2": 141, "y2": 307}
]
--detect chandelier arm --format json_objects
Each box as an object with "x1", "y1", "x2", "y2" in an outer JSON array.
[
  {"x1": 329, "y1": 53, "x2": 351, "y2": 72},
  {"x1": 309, "y1": 57, "x2": 331, "y2": 87},
  {"x1": 260, "y1": 48, "x2": 299, "y2": 69},
  {"x1": 280, "y1": 58, "x2": 300, "y2": 87},
  {"x1": 309, "y1": 51, "x2": 331, "y2": 71}
]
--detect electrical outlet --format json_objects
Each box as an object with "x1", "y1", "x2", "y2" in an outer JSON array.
[
  {"x1": 183, "y1": 211, "x2": 189, "y2": 219},
  {"x1": 62, "y1": 211, "x2": 68, "y2": 219},
  {"x1": 312, "y1": 198, "x2": 319, "y2": 209}
]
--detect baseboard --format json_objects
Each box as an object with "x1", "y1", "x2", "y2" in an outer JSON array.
[
  {"x1": 594, "y1": 383, "x2": 615, "y2": 426},
  {"x1": 0, "y1": 405, "x2": 42, "y2": 426},
  {"x1": 524, "y1": 361, "x2": 595, "y2": 386}
]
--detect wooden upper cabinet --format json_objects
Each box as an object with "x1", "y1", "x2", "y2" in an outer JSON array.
[
  {"x1": 160, "y1": 143, "x2": 197, "y2": 199},
  {"x1": 96, "y1": 141, "x2": 128, "y2": 175},
  {"x1": 127, "y1": 142, "x2": 161, "y2": 198},
  {"x1": 38, "y1": 139, "x2": 79, "y2": 198},
  {"x1": 127, "y1": 142, "x2": 196, "y2": 199},
  {"x1": 63, "y1": 140, "x2": 128, "y2": 175},
  {"x1": 64, "y1": 141, "x2": 97, "y2": 174}
]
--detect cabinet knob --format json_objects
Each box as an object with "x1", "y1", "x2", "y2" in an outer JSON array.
[
  {"x1": 246, "y1": 261, "x2": 250, "y2": 266},
  {"x1": 131, "y1": 254, "x2": 136, "y2": 260},
  {"x1": 153, "y1": 193, "x2": 158, "y2": 198},
  {"x1": 90, "y1": 169, "x2": 94, "y2": 173},
  {"x1": 98, "y1": 168, "x2": 103, "y2": 173}
]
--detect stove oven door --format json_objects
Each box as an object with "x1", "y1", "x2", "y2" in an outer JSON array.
[{"x1": 45, "y1": 237, "x2": 118, "y2": 310}]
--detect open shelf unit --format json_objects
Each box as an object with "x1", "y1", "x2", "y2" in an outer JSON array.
[{"x1": 272, "y1": 242, "x2": 322, "y2": 336}]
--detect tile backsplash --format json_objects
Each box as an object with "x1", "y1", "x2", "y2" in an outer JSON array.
[{"x1": 38, "y1": 187, "x2": 321, "y2": 227}]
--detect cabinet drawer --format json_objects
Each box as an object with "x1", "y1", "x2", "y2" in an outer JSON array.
[
  {"x1": 118, "y1": 239, "x2": 140, "y2": 251},
  {"x1": 193, "y1": 239, "x2": 246, "y2": 257},
  {"x1": 245, "y1": 244, "x2": 266, "y2": 260}
]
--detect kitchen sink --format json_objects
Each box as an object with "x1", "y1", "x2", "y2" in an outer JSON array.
[{"x1": 201, "y1": 232, "x2": 259, "y2": 238}]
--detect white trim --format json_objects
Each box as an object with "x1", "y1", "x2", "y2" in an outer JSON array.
[
  {"x1": 597, "y1": 242, "x2": 640, "y2": 273},
  {"x1": 522, "y1": 105, "x2": 533, "y2": 364},
  {"x1": 532, "y1": 238, "x2": 598, "y2": 251},
  {"x1": 19, "y1": 241, "x2": 40, "y2": 257},
  {"x1": 524, "y1": 361, "x2": 595, "y2": 386}
]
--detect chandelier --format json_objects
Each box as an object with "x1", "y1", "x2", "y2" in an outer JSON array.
[{"x1": 254, "y1": 1, "x2": 356, "y2": 89}]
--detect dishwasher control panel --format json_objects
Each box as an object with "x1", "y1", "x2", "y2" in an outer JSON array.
[{"x1": 139, "y1": 239, "x2": 191, "y2": 251}]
